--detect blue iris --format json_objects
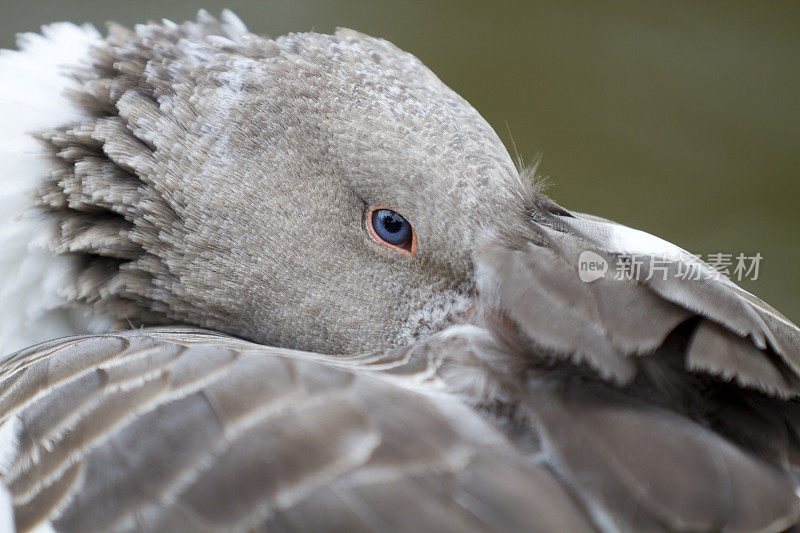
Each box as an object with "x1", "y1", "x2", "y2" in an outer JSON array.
[{"x1": 371, "y1": 209, "x2": 412, "y2": 245}]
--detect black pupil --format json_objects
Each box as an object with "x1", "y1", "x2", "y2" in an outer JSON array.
[
  {"x1": 382, "y1": 213, "x2": 403, "y2": 234},
  {"x1": 372, "y1": 209, "x2": 412, "y2": 246}
]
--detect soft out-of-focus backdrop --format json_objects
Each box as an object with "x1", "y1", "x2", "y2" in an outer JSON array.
[{"x1": 3, "y1": 1, "x2": 799, "y2": 321}]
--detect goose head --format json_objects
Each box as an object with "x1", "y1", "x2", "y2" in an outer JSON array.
[
  {"x1": 40, "y1": 12, "x2": 799, "y2": 389},
  {"x1": 41, "y1": 13, "x2": 548, "y2": 354}
]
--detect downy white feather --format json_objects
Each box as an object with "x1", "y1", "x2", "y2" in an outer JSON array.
[{"x1": 0, "y1": 23, "x2": 114, "y2": 356}]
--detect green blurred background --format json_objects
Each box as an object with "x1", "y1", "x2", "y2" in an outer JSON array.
[{"x1": 3, "y1": 1, "x2": 799, "y2": 321}]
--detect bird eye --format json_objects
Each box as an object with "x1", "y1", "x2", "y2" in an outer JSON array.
[{"x1": 367, "y1": 207, "x2": 417, "y2": 255}]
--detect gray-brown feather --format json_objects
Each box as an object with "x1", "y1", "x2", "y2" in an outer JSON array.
[
  {"x1": 0, "y1": 329, "x2": 598, "y2": 532},
  {"x1": 4, "y1": 326, "x2": 800, "y2": 532},
  {"x1": 477, "y1": 212, "x2": 800, "y2": 401}
]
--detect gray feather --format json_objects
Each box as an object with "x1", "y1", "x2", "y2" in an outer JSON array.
[{"x1": 0, "y1": 329, "x2": 599, "y2": 532}]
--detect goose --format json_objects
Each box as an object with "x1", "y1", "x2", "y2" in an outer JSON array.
[{"x1": 0, "y1": 10, "x2": 799, "y2": 533}]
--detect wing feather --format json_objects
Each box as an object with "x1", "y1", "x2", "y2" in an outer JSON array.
[
  {"x1": 525, "y1": 381, "x2": 800, "y2": 532},
  {"x1": 688, "y1": 319, "x2": 800, "y2": 398},
  {"x1": 478, "y1": 211, "x2": 800, "y2": 397},
  {"x1": 0, "y1": 330, "x2": 596, "y2": 532}
]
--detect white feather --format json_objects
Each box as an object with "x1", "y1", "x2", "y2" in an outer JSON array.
[
  {"x1": 0, "y1": 23, "x2": 114, "y2": 357},
  {"x1": 0, "y1": 415, "x2": 20, "y2": 532},
  {"x1": 566, "y1": 216, "x2": 692, "y2": 261},
  {"x1": 0, "y1": 482, "x2": 14, "y2": 533}
]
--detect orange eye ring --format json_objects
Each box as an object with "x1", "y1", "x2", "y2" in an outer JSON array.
[{"x1": 366, "y1": 205, "x2": 418, "y2": 256}]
